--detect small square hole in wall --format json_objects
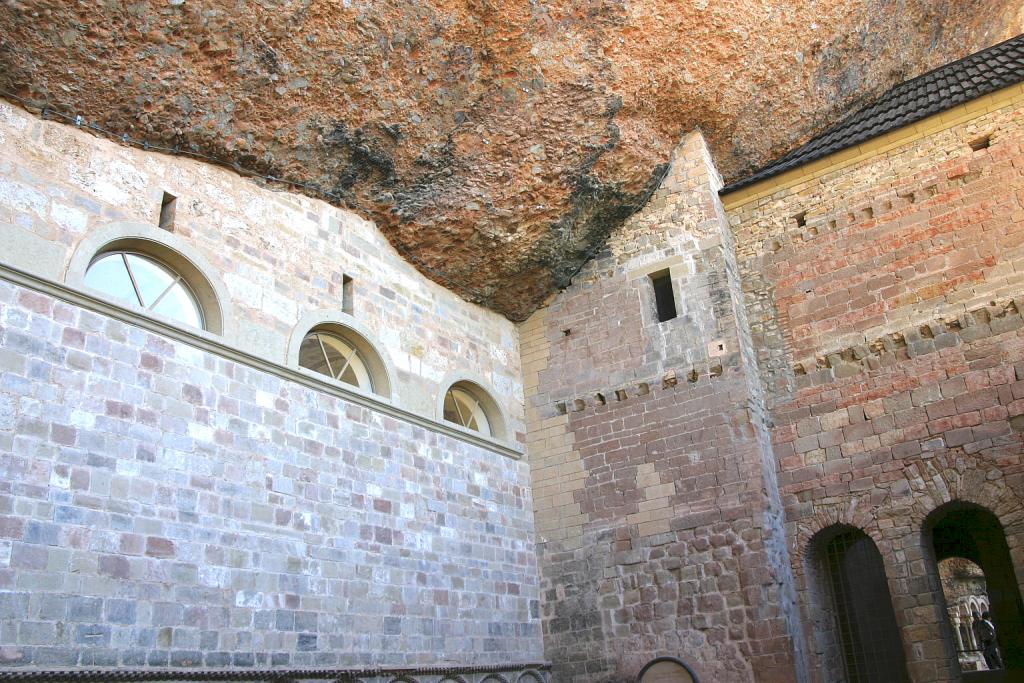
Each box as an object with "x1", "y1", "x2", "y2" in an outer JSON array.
[
  {"x1": 649, "y1": 269, "x2": 677, "y2": 323},
  {"x1": 342, "y1": 275, "x2": 354, "y2": 315},
  {"x1": 159, "y1": 192, "x2": 177, "y2": 231},
  {"x1": 969, "y1": 134, "x2": 992, "y2": 151},
  {"x1": 794, "y1": 211, "x2": 807, "y2": 228}
]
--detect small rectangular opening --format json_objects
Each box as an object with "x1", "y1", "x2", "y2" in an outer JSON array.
[
  {"x1": 794, "y1": 211, "x2": 807, "y2": 227},
  {"x1": 342, "y1": 275, "x2": 354, "y2": 315},
  {"x1": 159, "y1": 192, "x2": 176, "y2": 231},
  {"x1": 649, "y1": 269, "x2": 677, "y2": 323}
]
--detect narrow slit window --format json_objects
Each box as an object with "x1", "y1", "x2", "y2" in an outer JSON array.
[
  {"x1": 650, "y1": 269, "x2": 677, "y2": 323},
  {"x1": 342, "y1": 275, "x2": 354, "y2": 315},
  {"x1": 159, "y1": 192, "x2": 177, "y2": 231}
]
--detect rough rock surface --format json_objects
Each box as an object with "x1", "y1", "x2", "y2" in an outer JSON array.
[{"x1": 1, "y1": 0, "x2": 1021, "y2": 319}]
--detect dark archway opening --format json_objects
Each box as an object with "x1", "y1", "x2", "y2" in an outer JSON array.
[
  {"x1": 809, "y1": 525, "x2": 909, "y2": 683},
  {"x1": 926, "y1": 502, "x2": 1024, "y2": 680}
]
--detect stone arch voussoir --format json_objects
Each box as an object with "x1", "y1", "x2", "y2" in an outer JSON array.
[
  {"x1": 901, "y1": 452, "x2": 1024, "y2": 532},
  {"x1": 791, "y1": 495, "x2": 886, "y2": 568}
]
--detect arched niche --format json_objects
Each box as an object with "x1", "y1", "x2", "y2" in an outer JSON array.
[
  {"x1": 805, "y1": 524, "x2": 909, "y2": 683},
  {"x1": 637, "y1": 656, "x2": 699, "y2": 683}
]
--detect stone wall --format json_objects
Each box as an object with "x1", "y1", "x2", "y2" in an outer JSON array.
[
  {"x1": 524, "y1": 76, "x2": 1024, "y2": 683},
  {"x1": 0, "y1": 99, "x2": 524, "y2": 438},
  {"x1": 726, "y1": 84, "x2": 1024, "y2": 682},
  {"x1": 520, "y1": 133, "x2": 803, "y2": 683},
  {"x1": 0, "y1": 101, "x2": 543, "y2": 670},
  {"x1": 0, "y1": 279, "x2": 542, "y2": 669}
]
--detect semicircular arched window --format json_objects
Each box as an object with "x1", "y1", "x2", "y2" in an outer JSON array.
[
  {"x1": 444, "y1": 384, "x2": 491, "y2": 434},
  {"x1": 298, "y1": 328, "x2": 375, "y2": 391},
  {"x1": 84, "y1": 251, "x2": 204, "y2": 329},
  {"x1": 442, "y1": 381, "x2": 506, "y2": 439}
]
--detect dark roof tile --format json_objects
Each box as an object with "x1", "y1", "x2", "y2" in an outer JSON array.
[{"x1": 722, "y1": 33, "x2": 1024, "y2": 194}]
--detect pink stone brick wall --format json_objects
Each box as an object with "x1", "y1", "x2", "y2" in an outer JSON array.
[
  {"x1": 728, "y1": 90, "x2": 1024, "y2": 682},
  {"x1": 522, "y1": 132, "x2": 803, "y2": 683},
  {"x1": 528, "y1": 86, "x2": 1024, "y2": 683}
]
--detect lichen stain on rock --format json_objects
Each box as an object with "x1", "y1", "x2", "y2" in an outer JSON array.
[{"x1": 0, "y1": 0, "x2": 1020, "y2": 319}]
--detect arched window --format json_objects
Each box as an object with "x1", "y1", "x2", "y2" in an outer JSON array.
[
  {"x1": 444, "y1": 384, "x2": 491, "y2": 434},
  {"x1": 70, "y1": 229, "x2": 227, "y2": 335},
  {"x1": 442, "y1": 380, "x2": 503, "y2": 438},
  {"x1": 299, "y1": 329, "x2": 372, "y2": 389},
  {"x1": 295, "y1": 323, "x2": 391, "y2": 398},
  {"x1": 637, "y1": 656, "x2": 699, "y2": 682},
  {"x1": 926, "y1": 502, "x2": 1024, "y2": 673},
  {"x1": 808, "y1": 525, "x2": 908, "y2": 683},
  {"x1": 85, "y1": 251, "x2": 204, "y2": 328}
]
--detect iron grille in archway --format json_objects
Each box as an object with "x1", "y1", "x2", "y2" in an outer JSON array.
[{"x1": 824, "y1": 529, "x2": 909, "y2": 683}]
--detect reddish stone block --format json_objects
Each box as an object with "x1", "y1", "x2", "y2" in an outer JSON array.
[{"x1": 145, "y1": 537, "x2": 176, "y2": 558}]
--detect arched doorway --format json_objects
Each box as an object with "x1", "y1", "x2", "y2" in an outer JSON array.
[
  {"x1": 925, "y1": 502, "x2": 1024, "y2": 677},
  {"x1": 637, "y1": 657, "x2": 699, "y2": 683},
  {"x1": 807, "y1": 525, "x2": 909, "y2": 683}
]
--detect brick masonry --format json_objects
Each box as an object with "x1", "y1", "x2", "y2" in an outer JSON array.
[
  {"x1": 524, "y1": 85, "x2": 1024, "y2": 682},
  {"x1": 0, "y1": 278, "x2": 542, "y2": 669},
  {"x1": 521, "y1": 133, "x2": 804, "y2": 683},
  {"x1": 2, "y1": 69, "x2": 1024, "y2": 683},
  {"x1": 727, "y1": 86, "x2": 1024, "y2": 682}
]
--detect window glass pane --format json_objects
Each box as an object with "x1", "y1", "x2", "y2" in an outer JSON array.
[
  {"x1": 455, "y1": 394, "x2": 479, "y2": 431},
  {"x1": 150, "y1": 283, "x2": 202, "y2": 328},
  {"x1": 84, "y1": 251, "x2": 205, "y2": 329},
  {"x1": 84, "y1": 254, "x2": 139, "y2": 306},
  {"x1": 298, "y1": 331, "x2": 372, "y2": 390},
  {"x1": 443, "y1": 392, "x2": 460, "y2": 424},
  {"x1": 444, "y1": 386, "x2": 491, "y2": 435},
  {"x1": 298, "y1": 334, "x2": 331, "y2": 375},
  {"x1": 125, "y1": 253, "x2": 175, "y2": 307},
  {"x1": 340, "y1": 364, "x2": 360, "y2": 386},
  {"x1": 318, "y1": 334, "x2": 353, "y2": 379}
]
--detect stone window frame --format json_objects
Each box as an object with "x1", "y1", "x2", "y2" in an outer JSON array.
[
  {"x1": 66, "y1": 222, "x2": 232, "y2": 337},
  {"x1": 436, "y1": 371, "x2": 508, "y2": 442},
  {"x1": 287, "y1": 310, "x2": 394, "y2": 400},
  {"x1": 629, "y1": 255, "x2": 689, "y2": 328}
]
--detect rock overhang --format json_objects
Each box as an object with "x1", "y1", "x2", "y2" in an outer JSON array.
[{"x1": 1, "y1": 0, "x2": 1021, "y2": 320}]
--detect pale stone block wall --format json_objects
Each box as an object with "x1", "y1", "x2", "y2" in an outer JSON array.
[
  {"x1": 0, "y1": 100, "x2": 524, "y2": 441},
  {"x1": 0, "y1": 280, "x2": 542, "y2": 669}
]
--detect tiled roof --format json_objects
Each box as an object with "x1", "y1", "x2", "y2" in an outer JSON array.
[{"x1": 721, "y1": 33, "x2": 1024, "y2": 195}]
